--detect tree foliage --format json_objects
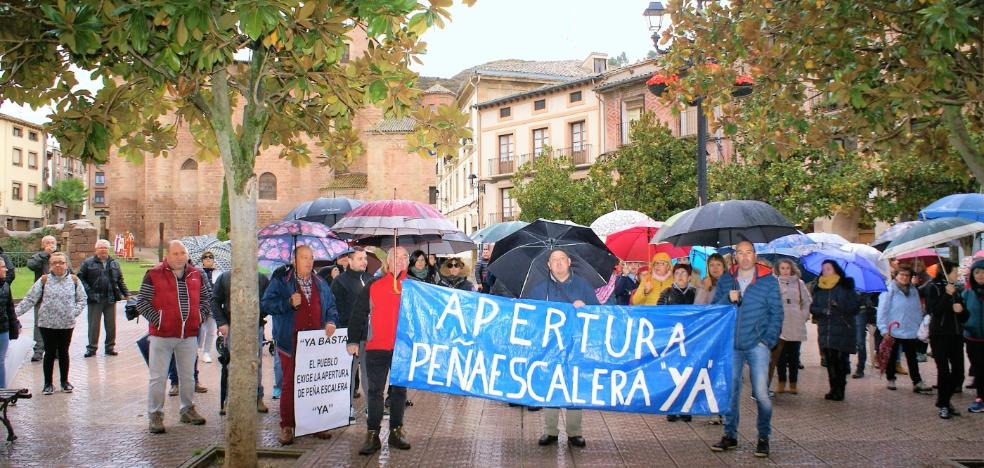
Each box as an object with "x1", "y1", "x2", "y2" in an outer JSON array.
[
  {"x1": 35, "y1": 177, "x2": 88, "y2": 220},
  {"x1": 510, "y1": 149, "x2": 596, "y2": 225},
  {"x1": 657, "y1": 0, "x2": 984, "y2": 183}
]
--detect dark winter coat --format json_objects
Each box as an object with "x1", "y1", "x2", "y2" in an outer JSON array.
[
  {"x1": 811, "y1": 277, "x2": 860, "y2": 354},
  {"x1": 77, "y1": 255, "x2": 130, "y2": 304},
  {"x1": 330, "y1": 268, "x2": 372, "y2": 328},
  {"x1": 922, "y1": 276, "x2": 966, "y2": 338},
  {"x1": 211, "y1": 271, "x2": 270, "y2": 328},
  {"x1": 713, "y1": 265, "x2": 784, "y2": 351},
  {"x1": 612, "y1": 275, "x2": 638, "y2": 306},
  {"x1": 27, "y1": 250, "x2": 72, "y2": 280},
  {"x1": 437, "y1": 274, "x2": 474, "y2": 291},
  {"x1": 0, "y1": 281, "x2": 17, "y2": 335},
  {"x1": 261, "y1": 268, "x2": 338, "y2": 356},
  {"x1": 0, "y1": 248, "x2": 14, "y2": 285},
  {"x1": 657, "y1": 284, "x2": 696, "y2": 305}
]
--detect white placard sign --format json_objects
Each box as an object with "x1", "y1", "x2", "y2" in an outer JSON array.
[{"x1": 293, "y1": 328, "x2": 353, "y2": 437}]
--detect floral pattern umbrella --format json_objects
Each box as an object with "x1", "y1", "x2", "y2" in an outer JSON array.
[
  {"x1": 257, "y1": 220, "x2": 350, "y2": 263},
  {"x1": 179, "y1": 235, "x2": 233, "y2": 270}
]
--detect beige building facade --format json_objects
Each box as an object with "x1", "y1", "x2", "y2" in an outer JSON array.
[{"x1": 0, "y1": 112, "x2": 45, "y2": 230}]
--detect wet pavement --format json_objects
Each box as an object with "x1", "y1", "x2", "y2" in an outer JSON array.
[{"x1": 2, "y1": 312, "x2": 983, "y2": 467}]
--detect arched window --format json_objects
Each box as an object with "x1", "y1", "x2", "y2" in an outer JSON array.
[
  {"x1": 258, "y1": 172, "x2": 277, "y2": 200},
  {"x1": 180, "y1": 158, "x2": 198, "y2": 170}
]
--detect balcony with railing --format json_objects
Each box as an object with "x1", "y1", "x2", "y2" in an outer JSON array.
[
  {"x1": 487, "y1": 211, "x2": 520, "y2": 225},
  {"x1": 486, "y1": 144, "x2": 593, "y2": 178}
]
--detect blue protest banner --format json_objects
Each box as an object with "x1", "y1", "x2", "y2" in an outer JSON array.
[{"x1": 390, "y1": 281, "x2": 737, "y2": 415}]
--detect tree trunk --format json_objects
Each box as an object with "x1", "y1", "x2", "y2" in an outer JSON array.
[
  {"x1": 224, "y1": 175, "x2": 260, "y2": 468},
  {"x1": 941, "y1": 105, "x2": 984, "y2": 183}
]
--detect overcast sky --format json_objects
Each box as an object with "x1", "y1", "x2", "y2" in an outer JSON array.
[{"x1": 0, "y1": 1, "x2": 656, "y2": 124}]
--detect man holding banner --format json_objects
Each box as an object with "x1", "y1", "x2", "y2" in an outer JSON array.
[
  {"x1": 261, "y1": 245, "x2": 339, "y2": 446},
  {"x1": 348, "y1": 246, "x2": 413, "y2": 456},
  {"x1": 711, "y1": 240, "x2": 783, "y2": 457},
  {"x1": 524, "y1": 248, "x2": 599, "y2": 448}
]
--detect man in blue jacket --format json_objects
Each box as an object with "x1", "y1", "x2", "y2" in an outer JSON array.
[
  {"x1": 711, "y1": 240, "x2": 783, "y2": 457},
  {"x1": 524, "y1": 248, "x2": 598, "y2": 449},
  {"x1": 261, "y1": 245, "x2": 339, "y2": 445}
]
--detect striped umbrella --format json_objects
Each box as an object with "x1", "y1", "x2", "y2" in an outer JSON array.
[{"x1": 332, "y1": 199, "x2": 459, "y2": 239}]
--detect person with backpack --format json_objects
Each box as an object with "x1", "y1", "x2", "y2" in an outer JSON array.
[{"x1": 15, "y1": 252, "x2": 87, "y2": 395}]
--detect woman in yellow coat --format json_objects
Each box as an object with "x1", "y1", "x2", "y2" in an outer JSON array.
[{"x1": 632, "y1": 252, "x2": 675, "y2": 305}]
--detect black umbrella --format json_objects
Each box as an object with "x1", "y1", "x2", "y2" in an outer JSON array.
[
  {"x1": 487, "y1": 219, "x2": 618, "y2": 298},
  {"x1": 653, "y1": 200, "x2": 799, "y2": 247},
  {"x1": 282, "y1": 197, "x2": 364, "y2": 226}
]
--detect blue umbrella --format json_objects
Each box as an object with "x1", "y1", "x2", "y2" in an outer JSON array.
[
  {"x1": 767, "y1": 233, "x2": 814, "y2": 250},
  {"x1": 919, "y1": 193, "x2": 984, "y2": 222},
  {"x1": 802, "y1": 249, "x2": 887, "y2": 293},
  {"x1": 687, "y1": 246, "x2": 718, "y2": 279}
]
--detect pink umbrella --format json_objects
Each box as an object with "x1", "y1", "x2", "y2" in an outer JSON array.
[
  {"x1": 974, "y1": 250, "x2": 984, "y2": 259},
  {"x1": 895, "y1": 248, "x2": 943, "y2": 265},
  {"x1": 332, "y1": 199, "x2": 459, "y2": 239}
]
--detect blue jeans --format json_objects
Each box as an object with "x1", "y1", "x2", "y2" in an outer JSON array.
[
  {"x1": 855, "y1": 314, "x2": 868, "y2": 370},
  {"x1": 0, "y1": 331, "x2": 8, "y2": 387},
  {"x1": 724, "y1": 343, "x2": 772, "y2": 440}
]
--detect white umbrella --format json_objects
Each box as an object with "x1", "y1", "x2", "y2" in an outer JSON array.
[
  {"x1": 880, "y1": 217, "x2": 984, "y2": 260},
  {"x1": 589, "y1": 210, "x2": 655, "y2": 238},
  {"x1": 806, "y1": 232, "x2": 849, "y2": 250}
]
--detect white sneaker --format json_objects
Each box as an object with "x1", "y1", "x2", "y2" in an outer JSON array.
[{"x1": 202, "y1": 352, "x2": 213, "y2": 363}]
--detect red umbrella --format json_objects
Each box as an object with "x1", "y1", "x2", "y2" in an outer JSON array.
[
  {"x1": 605, "y1": 221, "x2": 662, "y2": 262},
  {"x1": 895, "y1": 248, "x2": 942, "y2": 265},
  {"x1": 652, "y1": 242, "x2": 692, "y2": 260}
]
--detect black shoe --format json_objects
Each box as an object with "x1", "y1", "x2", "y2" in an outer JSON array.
[
  {"x1": 939, "y1": 406, "x2": 952, "y2": 419},
  {"x1": 852, "y1": 369, "x2": 864, "y2": 379},
  {"x1": 61, "y1": 382, "x2": 74, "y2": 393},
  {"x1": 526, "y1": 406, "x2": 541, "y2": 412},
  {"x1": 832, "y1": 389, "x2": 844, "y2": 401},
  {"x1": 710, "y1": 436, "x2": 738, "y2": 452},
  {"x1": 754, "y1": 438, "x2": 770, "y2": 457},
  {"x1": 388, "y1": 426, "x2": 411, "y2": 450},
  {"x1": 31, "y1": 352, "x2": 43, "y2": 362},
  {"x1": 680, "y1": 415, "x2": 692, "y2": 422},
  {"x1": 508, "y1": 402, "x2": 521, "y2": 407},
  {"x1": 105, "y1": 350, "x2": 119, "y2": 356},
  {"x1": 358, "y1": 430, "x2": 381, "y2": 455},
  {"x1": 84, "y1": 351, "x2": 96, "y2": 358},
  {"x1": 948, "y1": 405, "x2": 961, "y2": 416},
  {"x1": 666, "y1": 414, "x2": 679, "y2": 422},
  {"x1": 538, "y1": 434, "x2": 559, "y2": 446},
  {"x1": 568, "y1": 436, "x2": 586, "y2": 447},
  {"x1": 42, "y1": 385, "x2": 54, "y2": 395},
  {"x1": 824, "y1": 392, "x2": 835, "y2": 400}
]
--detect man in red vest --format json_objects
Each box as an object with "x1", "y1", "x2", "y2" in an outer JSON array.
[
  {"x1": 262, "y1": 245, "x2": 339, "y2": 445},
  {"x1": 348, "y1": 246, "x2": 412, "y2": 456},
  {"x1": 137, "y1": 240, "x2": 212, "y2": 434}
]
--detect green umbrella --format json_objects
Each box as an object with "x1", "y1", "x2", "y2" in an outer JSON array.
[
  {"x1": 470, "y1": 221, "x2": 529, "y2": 244},
  {"x1": 880, "y1": 217, "x2": 984, "y2": 260}
]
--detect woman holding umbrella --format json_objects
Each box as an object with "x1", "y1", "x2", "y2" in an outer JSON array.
[{"x1": 810, "y1": 260, "x2": 860, "y2": 401}]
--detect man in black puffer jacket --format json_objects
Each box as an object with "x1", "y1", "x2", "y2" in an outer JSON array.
[{"x1": 213, "y1": 270, "x2": 271, "y2": 415}]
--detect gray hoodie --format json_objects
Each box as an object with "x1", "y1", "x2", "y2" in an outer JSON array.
[{"x1": 16, "y1": 272, "x2": 87, "y2": 329}]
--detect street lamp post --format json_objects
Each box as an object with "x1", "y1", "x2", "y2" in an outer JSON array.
[{"x1": 644, "y1": 1, "x2": 709, "y2": 207}]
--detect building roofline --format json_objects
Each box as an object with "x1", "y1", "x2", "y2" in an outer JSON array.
[
  {"x1": 473, "y1": 75, "x2": 603, "y2": 110},
  {"x1": 473, "y1": 69, "x2": 587, "y2": 82},
  {"x1": 0, "y1": 112, "x2": 45, "y2": 130},
  {"x1": 592, "y1": 74, "x2": 652, "y2": 93}
]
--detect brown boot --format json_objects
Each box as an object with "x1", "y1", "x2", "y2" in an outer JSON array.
[
  {"x1": 775, "y1": 381, "x2": 787, "y2": 394},
  {"x1": 388, "y1": 426, "x2": 411, "y2": 450},
  {"x1": 257, "y1": 398, "x2": 269, "y2": 413},
  {"x1": 278, "y1": 427, "x2": 295, "y2": 445},
  {"x1": 896, "y1": 362, "x2": 908, "y2": 375},
  {"x1": 359, "y1": 430, "x2": 381, "y2": 455},
  {"x1": 788, "y1": 382, "x2": 798, "y2": 395}
]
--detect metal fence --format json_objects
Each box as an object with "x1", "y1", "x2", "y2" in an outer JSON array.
[{"x1": 3, "y1": 251, "x2": 33, "y2": 268}]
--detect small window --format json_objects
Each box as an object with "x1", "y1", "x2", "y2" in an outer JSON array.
[
  {"x1": 95, "y1": 172, "x2": 105, "y2": 185},
  {"x1": 428, "y1": 186, "x2": 438, "y2": 205},
  {"x1": 27, "y1": 184, "x2": 37, "y2": 202},
  {"x1": 569, "y1": 91, "x2": 582, "y2": 103},
  {"x1": 533, "y1": 128, "x2": 549, "y2": 156},
  {"x1": 28, "y1": 151, "x2": 38, "y2": 169},
  {"x1": 32, "y1": 220, "x2": 41, "y2": 229},
  {"x1": 12, "y1": 127, "x2": 22, "y2": 137},
  {"x1": 94, "y1": 190, "x2": 105, "y2": 204},
  {"x1": 533, "y1": 99, "x2": 546, "y2": 111},
  {"x1": 11, "y1": 148, "x2": 22, "y2": 166},
  {"x1": 593, "y1": 58, "x2": 607, "y2": 73},
  {"x1": 180, "y1": 158, "x2": 198, "y2": 170},
  {"x1": 258, "y1": 172, "x2": 277, "y2": 200},
  {"x1": 28, "y1": 131, "x2": 38, "y2": 141},
  {"x1": 499, "y1": 107, "x2": 511, "y2": 118},
  {"x1": 11, "y1": 182, "x2": 21, "y2": 200}
]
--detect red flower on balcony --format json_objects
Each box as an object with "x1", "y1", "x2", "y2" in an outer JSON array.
[
  {"x1": 735, "y1": 74, "x2": 754, "y2": 85},
  {"x1": 646, "y1": 73, "x2": 679, "y2": 86}
]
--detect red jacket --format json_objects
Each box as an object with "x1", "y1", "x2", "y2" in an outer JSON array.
[
  {"x1": 139, "y1": 263, "x2": 206, "y2": 339},
  {"x1": 365, "y1": 272, "x2": 406, "y2": 351}
]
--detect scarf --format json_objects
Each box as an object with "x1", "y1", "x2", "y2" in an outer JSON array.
[
  {"x1": 818, "y1": 274, "x2": 840, "y2": 290},
  {"x1": 653, "y1": 271, "x2": 671, "y2": 283},
  {"x1": 409, "y1": 266, "x2": 430, "y2": 281}
]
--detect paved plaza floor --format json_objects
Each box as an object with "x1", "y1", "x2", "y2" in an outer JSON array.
[{"x1": 2, "y1": 311, "x2": 983, "y2": 467}]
